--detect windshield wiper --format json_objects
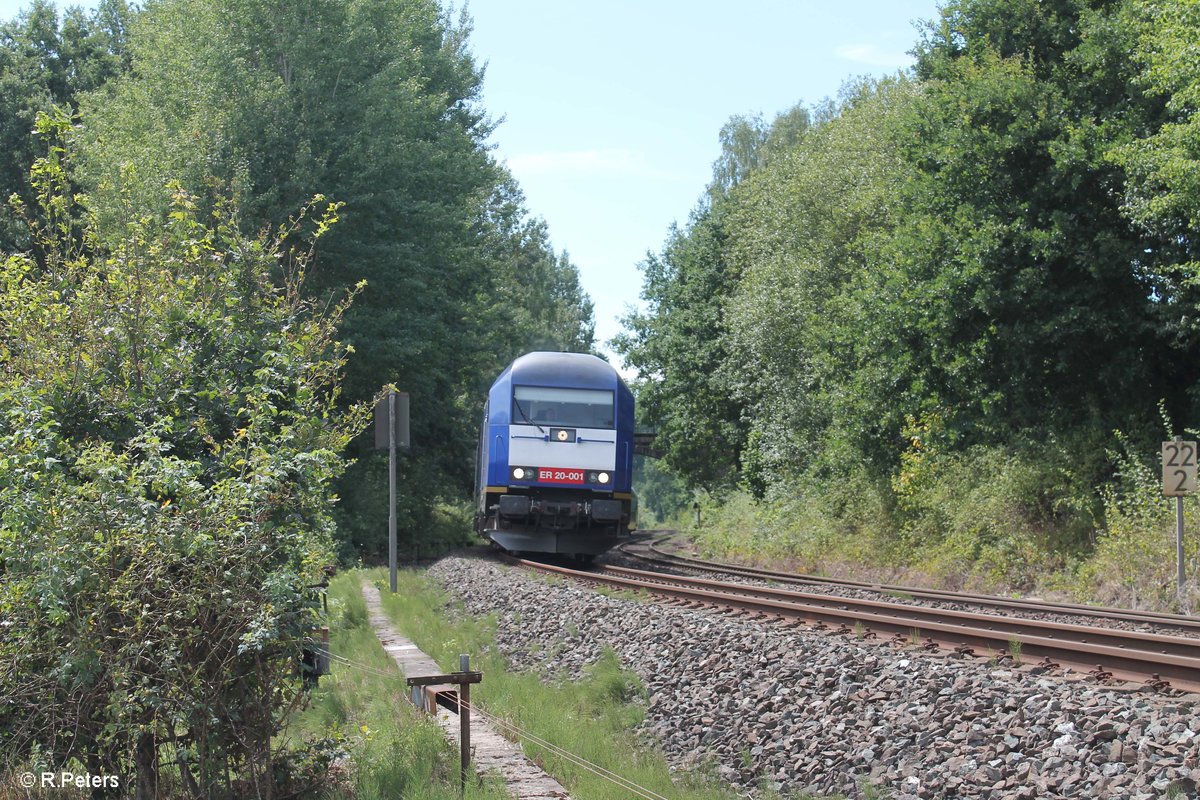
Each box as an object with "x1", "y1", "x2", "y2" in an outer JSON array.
[{"x1": 514, "y1": 400, "x2": 546, "y2": 434}]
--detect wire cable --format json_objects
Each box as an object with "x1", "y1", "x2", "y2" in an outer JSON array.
[
  {"x1": 458, "y1": 696, "x2": 674, "y2": 800},
  {"x1": 327, "y1": 651, "x2": 406, "y2": 681},
  {"x1": 327, "y1": 650, "x2": 675, "y2": 799}
]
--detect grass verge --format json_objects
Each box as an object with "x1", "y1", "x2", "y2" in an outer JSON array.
[{"x1": 284, "y1": 571, "x2": 510, "y2": 800}]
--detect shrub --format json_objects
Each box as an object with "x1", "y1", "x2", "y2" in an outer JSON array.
[
  {"x1": 1076, "y1": 431, "x2": 1200, "y2": 611},
  {"x1": 0, "y1": 113, "x2": 369, "y2": 796}
]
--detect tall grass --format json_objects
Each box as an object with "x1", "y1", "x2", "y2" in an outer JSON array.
[
  {"x1": 1068, "y1": 431, "x2": 1200, "y2": 612},
  {"x1": 285, "y1": 572, "x2": 510, "y2": 800}
]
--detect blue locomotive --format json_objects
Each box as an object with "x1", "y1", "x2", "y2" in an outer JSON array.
[{"x1": 474, "y1": 351, "x2": 636, "y2": 558}]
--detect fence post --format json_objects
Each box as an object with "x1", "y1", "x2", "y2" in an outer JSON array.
[
  {"x1": 459, "y1": 654, "x2": 471, "y2": 797},
  {"x1": 404, "y1": 659, "x2": 482, "y2": 798}
]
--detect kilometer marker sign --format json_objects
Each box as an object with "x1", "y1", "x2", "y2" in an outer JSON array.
[
  {"x1": 1162, "y1": 439, "x2": 1198, "y2": 496},
  {"x1": 1162, "y1": 438, "x2": 1196, "y2": 607}
]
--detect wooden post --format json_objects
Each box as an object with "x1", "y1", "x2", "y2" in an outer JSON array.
[
  {"x1": 405, "y1": 661, "x2": 483, "y2": 798},
  {"x1": 458, "y1": 654, "x2": 471, "y2": 796}
]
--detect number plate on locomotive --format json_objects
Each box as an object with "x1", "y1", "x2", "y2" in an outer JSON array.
[{"x1": 538, "y1": 467, "x2": 584, "y2": 484}]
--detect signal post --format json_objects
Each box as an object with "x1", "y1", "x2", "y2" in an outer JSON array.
[{"x1": 375, "y1": 387, "x2": 411, "y2": 592}]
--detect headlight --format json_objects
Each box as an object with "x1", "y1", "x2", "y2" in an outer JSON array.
[
  {"x1": 598, "y1": 472, "x2": 610, "y2": 484},
  {"x1": 512, "y1": 467, "x2": 526, "y2": 480}
]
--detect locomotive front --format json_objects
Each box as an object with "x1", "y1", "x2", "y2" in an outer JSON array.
[{"x1": 475, "y1": 352, "x2": 636, "y2": 558}]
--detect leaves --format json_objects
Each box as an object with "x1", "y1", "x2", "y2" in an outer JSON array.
[
  {"x1": 0, "y1": 120, "x2": 367, "y2": 790},
  {"x1": 67, "y1": 0, "x2": 596, "y2": 556},
  {"x1": 623, "y1": 0, "x2": 1200, "y2": 559}
]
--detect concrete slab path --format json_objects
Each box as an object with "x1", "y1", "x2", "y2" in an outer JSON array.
[{"x1": 362, "y1": 581, "x2": 572, "y2": 800}]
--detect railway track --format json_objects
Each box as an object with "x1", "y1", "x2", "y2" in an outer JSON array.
[
  {"x1": 508, "y1": 552, "x2": 1200, "y2": 694},
  {"x1": 618, "y1": 538, "x2": 1200, "y2": 637}
]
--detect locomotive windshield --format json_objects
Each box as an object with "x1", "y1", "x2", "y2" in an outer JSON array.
[{"x1": 513, "y1": 386, "x2": 614, "y2": 429}]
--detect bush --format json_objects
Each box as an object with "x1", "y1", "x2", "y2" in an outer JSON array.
[
  {"x1": 686, "y1": 476, "x2": 897, "y2": 575},
  {"x1": 890, "y1": 427, "x2": 1095, "y2": 590},
  {"x1": 1073, "y1": 431, "x2": 1200, "y2": 611},
  {"x1": 0, "y1": 114, "x2": 369, "y2": 796},
  {"x1": 689, "y1": 418, "x2": 1102, "y2": 593}
]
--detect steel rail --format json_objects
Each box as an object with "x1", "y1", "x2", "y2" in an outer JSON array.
[
  {"x1": 620, "y1": 540, "x2": 1200, "y2": 635},
  {"x1": 600, "y1": 564, "x2": 1200, "y2": 659},
  {"x1": 513, "y1": 556, "x2": 1200, "y2": 694}
]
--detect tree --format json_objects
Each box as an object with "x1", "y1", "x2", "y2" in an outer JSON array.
[
  {"x1": 615, "y1": 209, "x2": 745, "y2": 491},
  {"x1": 1126, "y1": 0, "x2": 1200, "y2": 227},
  {"x1": 0, "y1": 0, "x2": 131, "y2": 252},
  {"x1": 618, "y1": 103, "x2": 823, "y2": 492},
  {"x1": 72, "y1": 0, "x2": 594, "y2": 556},
  {"x1": 883, "y1": 0, "x2": 1191, "y2": 449},
  {"x1": 0, "y1": 114, "x2": 367, "y2": 796},
  {"x1": 721, "y1": 79, "x2": 916, "y2": 489},
  {"x1": 1116, "y1": 0, "x2": 1200, "y2": 333},
  {"x1": 708, "y1": 113, "x2": 769, "y2": 200},
  {"x1": 624, "y1": 0, "x2": 1200, "y2": 500}
]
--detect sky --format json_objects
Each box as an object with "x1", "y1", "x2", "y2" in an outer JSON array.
[
  {"x1": 461, "y1": 1, "x2": 941, "y2": 366},
  {"x1": 0, "y1": 0, "x2": 944, "y2": 367}
]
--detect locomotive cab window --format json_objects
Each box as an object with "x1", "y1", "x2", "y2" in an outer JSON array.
[{"x1": 513, "y1": 386, "x2": 614, "y2": 429}]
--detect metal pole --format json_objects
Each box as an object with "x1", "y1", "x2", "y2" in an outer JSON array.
[
  {"x1": 389, "y1": 388, "x2": 397, "y2": 594},
  {"x1": 459, "y1": 654, "x2": 471, "y2": 797},
  {"x1": 1177, "y1": 435, "x2": 1186, "y2": 610},
  {"x1": 1178, "y1": 494, "x2": 1186, "y2": 608}
]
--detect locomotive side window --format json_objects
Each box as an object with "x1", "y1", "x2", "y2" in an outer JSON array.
[{"x1": 513, "y1": 386, "x2": 615, "y2": 429}]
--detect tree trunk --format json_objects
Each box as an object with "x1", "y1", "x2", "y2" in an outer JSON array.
[{"x1": 135, "y1": 732, "x2": 158, "y2": 800}]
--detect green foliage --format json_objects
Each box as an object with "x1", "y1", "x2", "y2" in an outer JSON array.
[
  {"x1": 723, "y1": 78, "x2": 915, "y2": 488},
  {"x1": 1118, "y1": 0, "x2": 1200, "y2": 232},
  {"x1": 613, "y1": 109, "x2": 823, "y2": 493},
  {"x1": 623, "y1": 0, "x2": 1200, "y2": 601},
  {"x1": 632, "y1": 453, "x2": 691, "y2": 526},
  {"x1": 476, "y1": 177, "x2": 598, "y2": 356},
  {"x1": 70, "y1": 0, "x2": 596, "y2": 559},
  {"x1": 0, "y1": 0, "x2": 132, "y2": 252},
  {"x1": 890, "y1": 417, "x2": 1096, "y2": 589},
  {"x1": 615, "y1": 207, "x2": 746, "y2": 492},
  {"x1": 685, "y1": 483, "x2": 897, "y2": 577},
  {"x1": 0, "y1": 115, "x2": 368, "y2": 794},
  {"x1": 709, "y1": 113, "x2": 769, "y2": 199},
  {"x1": 889, "y1": 2, "x2": 1179, "y2": 451}
]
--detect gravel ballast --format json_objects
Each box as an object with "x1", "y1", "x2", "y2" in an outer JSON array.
[{"x1": 427, "y1": 555, "x2": 1200, "y2": 799}]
